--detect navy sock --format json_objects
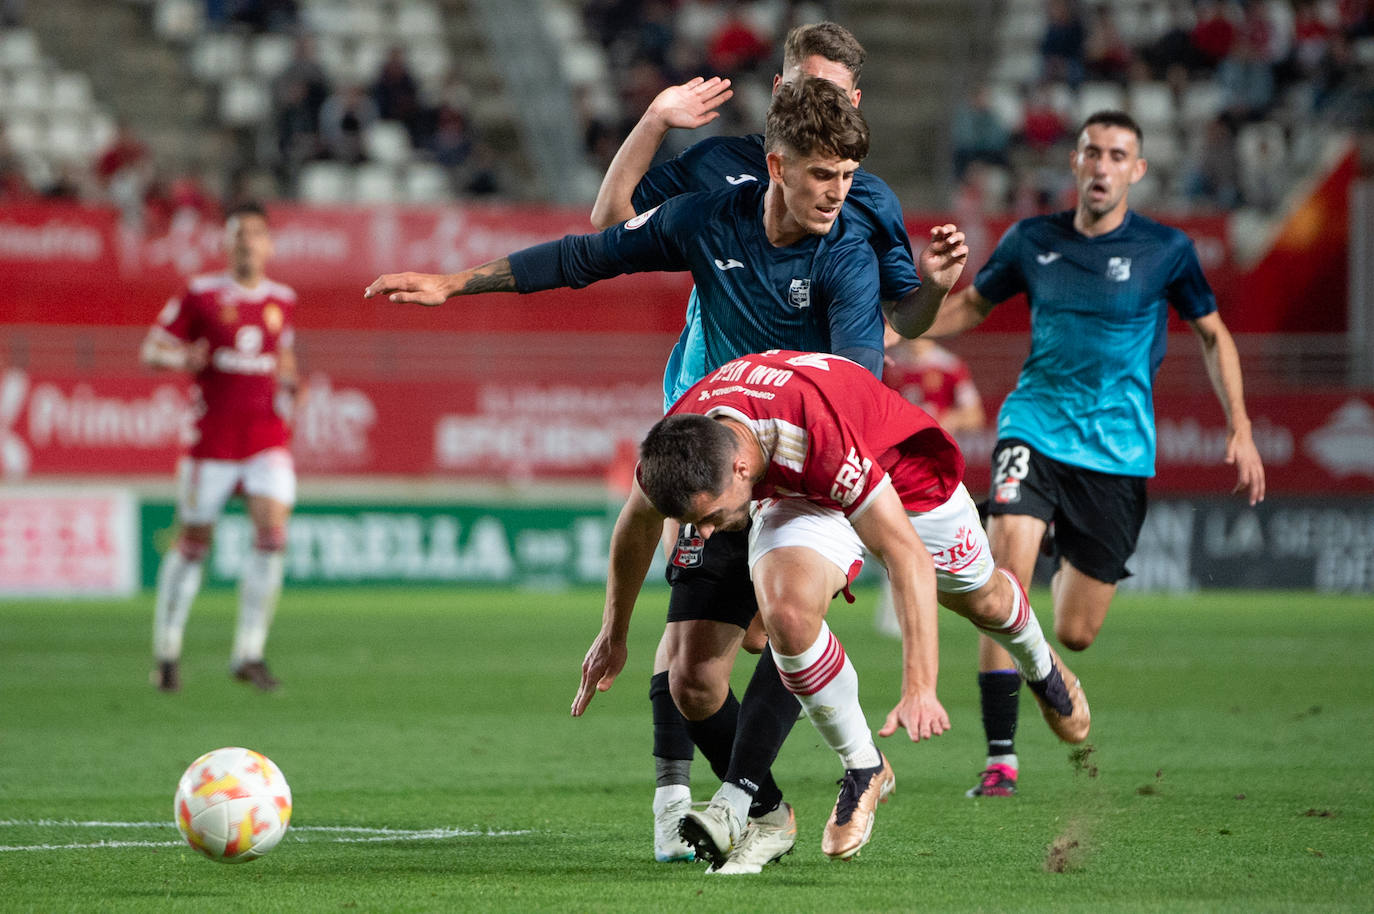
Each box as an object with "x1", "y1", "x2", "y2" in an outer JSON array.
[
  {"x1": 683, "y1": 690, "x2": 740, "y2": 783},
  {"x1": 978, "y1": 670, "x2": 1021, "y2": 760},
  {"x1": 650, "y1": 670, "x2": 695, "y2": 768},
  {"x1": 726, "y1": 646, "x2": 800, "y2": 817}
]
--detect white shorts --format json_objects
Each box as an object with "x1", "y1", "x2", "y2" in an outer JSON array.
[
  {"x1": 747, "y1": 483, "x2": 995, "y2": 595},
  {"x1": 176, "y1": 448, "x2": 296, "y2": 526}
]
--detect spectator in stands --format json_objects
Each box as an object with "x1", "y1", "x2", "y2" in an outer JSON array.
[
  {"x1": 0, "y1": 0, "x2": 24, "y2": 28},
  {"x1": 95, "y1": 120, "x2": 154, "y2": 222},
  {"x1": 951, "y1": 86, "x2": 1012, "y2": 180},
  {"x1": 1019, "y1": 82, "x2": 1070, "y2": 153},
  {"x1": 1040, "y1": 0, "x2": 1087, "y2": 86},
  {"x1": 372, "y1": 47, "x2": 428, "y2": 145},
  {"x1": 1217, "y1": 0, "x2": 1280, "y2": 118},
  {"x1": 1290, "y1": 0, "x2": 1335, "y2": 78},
  {"x1": 706, "y1": 1, "x2": 773, "y2": 77},
  {"x1": 430, "y1": 97, "x2": 474, "y2": 170},
  {"x1": 318, "y1": 84, "x2": 378, "y2": 165},
  {"x1": 272, "y1": 35, "x2": 329, "y2": 180},
  {"x1": 1183, "y1": 113, "x2": 1241, "y2": 210},
  {"x1": 228, "y1": 0, "x2": 299, "y2": 33},
  {"x1": 1084, "y1": 4, "x2": 1135, "y2": 83},
  {"x1": 1141, "y1": 1, "x2": 1206, "y2": 76},
  {"x1": 1190, "y1": 0, "x2": 1239, "y2": 71}
]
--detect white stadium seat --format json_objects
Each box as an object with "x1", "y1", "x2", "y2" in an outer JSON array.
[
  {"x1": 191, "y1": 32, "x2": 246, "y2": 83},
  {"x1": 49, "y1": 72, "x2": 94, "y2": 113},
  {"x1": 218, "y1": 75, "x2": 270, "y2": 126},
  {"x1": 403, "y1": 161, "x2": 452, "y2": 203},
  {"x1": 353, "y1": 162, "x2": 399, "y2": 202},
  {"x1": 363, "y1": 119, "x2": 412, "y2": 166},
  {"x1": 298, "y1": 160, "x2": 352, "y2": 203},
  {"x1": 250, "y1": 33, "x2": 296, "y2": 81}
]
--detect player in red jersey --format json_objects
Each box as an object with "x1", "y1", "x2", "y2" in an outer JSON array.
[
  {"x1": 573, "y1": 350, "x2": 1089, "y2": 862},
  {"x1": 141, "y1": 201, "x2": 299, "y2": 693}
]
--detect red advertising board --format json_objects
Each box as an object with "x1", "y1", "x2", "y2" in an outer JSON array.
[{"x1": 4, "y1": 367, "x2": 1371, "y2": 495}]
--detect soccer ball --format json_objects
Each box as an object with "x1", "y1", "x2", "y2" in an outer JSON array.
[{"x1": 174, "y1": 746, "x2": 292, "y2": 863}]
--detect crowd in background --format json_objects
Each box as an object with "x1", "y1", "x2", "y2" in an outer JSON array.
[{"x1": 951, "y1": 0, "x2": 1371, "y2": 215}]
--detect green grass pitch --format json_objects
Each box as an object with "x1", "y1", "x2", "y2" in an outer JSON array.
[{"x1": 1, "y1": 586, "x2": 1371, "y2": 913}]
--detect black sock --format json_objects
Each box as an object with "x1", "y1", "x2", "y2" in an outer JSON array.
[
  {"x1": 682, "y1": 690, "x2": 740, "y2": 783},
  {"x1": 726, "y1": 646, "x2": 800, "y2": 818},
  {"x1": 650, "y1": 671, "x2": 695, "y2": 780},
  {"x1": 978, "y1": 670, "x2": 1021, "y2": 761}
]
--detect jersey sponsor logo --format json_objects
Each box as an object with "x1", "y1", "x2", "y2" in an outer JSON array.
[
  {"x1": 235, "y1": 325, "x2": 264, "y2": 355},
  {"x1": 930, "y1": 525, "x2": 986, "y2": 573},
  {"x1": 714, "y1": 257, "x2": 744, "y2": 271},
  {"x1": 724, "y1": 174, "x2": 758, "y2": 185},
  {"x1": 1035, "y1": 251, "x2": 1062, "y2": 265},
  {"x1": 670, "y1": 527, "x2": 706, "y2": 568},
  {"x1": 1107, "y1": 256, "x2": 1132, "y2": 281},
  {"x1": 829, "y1": 447, "x2": 872, "y2": 508},
  {"x1": 788, "y1": 278, "x2": 811, "y2": 310},
  {"x1": 624, "y1": 205, "x2": 661, "y2": 230}
]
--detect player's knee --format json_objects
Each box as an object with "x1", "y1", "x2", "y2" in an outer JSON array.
[
  {"x1": 254, "y1": 525, "x2": 287, "y2": 553},
  {"x1": 178, "y1": 527, "x2": 213, "y2": 559},
  {"x1": 1055, "y1": 622, "x2": 1097, "y2": 652},
  {"x1": 667, "y1": 669, "x2": 726, "y2": 721}
]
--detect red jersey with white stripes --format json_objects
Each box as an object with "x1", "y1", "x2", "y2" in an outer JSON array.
[
  {"x1": 152, "y1": 273, "x2": 296, "y2": 460},
  {"x1": 668, "y1": 350, "x2": 964, "y2": 516}
]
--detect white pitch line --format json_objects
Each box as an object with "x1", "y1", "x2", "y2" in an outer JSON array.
[{"x1": 0, "y1": 820, "x2": 531, "y2": 853}]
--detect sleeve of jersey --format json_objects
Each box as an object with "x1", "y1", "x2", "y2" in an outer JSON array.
[
  {"x1": 155, "y1": 291, "x2": 196, "y2": 342},
  {"x1": 855, "y1": 179, "x2": 921, "y2": 301},
  {"x1": 805, "y1": 409, "x2": 891, "y2": 520},
  {"x1": 630, "y1": 151, "x2": 697, "y2": 212},
  {"x1": 821, "y1": 247, "x2": 885, "y2": 378},
  {"x1": 971, "y1": 221, "x2": 1026, "y2": 304},
  {"x1": 508, "y1": 203, "x2": 688, "y2": 292},
  {"x1": 1165, "y1": 236, "x2": 1218, "y2": 320}
]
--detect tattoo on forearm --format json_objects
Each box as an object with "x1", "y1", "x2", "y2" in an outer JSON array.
[{"x1": 457, "y1": 259, "x2": 516, "y2": 294}]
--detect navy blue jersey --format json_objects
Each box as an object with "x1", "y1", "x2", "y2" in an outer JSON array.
[
  {"x1": 510, "y1": 182, "x2": 884, "y2": 410},
  {"x1": 973, "y1": 210, "x2": 1217, "y2": 476},
  {"x1": 630, "y1": 133, "x2": 913, "y2": 407}
]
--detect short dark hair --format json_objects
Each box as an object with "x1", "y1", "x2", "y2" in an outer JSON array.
[
  {"x1": 1078, "y1": 110, "x2": 1144, "y2": 148},
  {"x1": 226, "y1": 200, "x2": 268, "y2": 223},
  {"x1": 638, "y1": 414, "x2": 737, "y2": 519},
  {"x1": 765, "y1": 76, "x2": 869, "y2": 163},
  {"x1": 782, "y1": 21, "x2": 865, "y2": 84}
]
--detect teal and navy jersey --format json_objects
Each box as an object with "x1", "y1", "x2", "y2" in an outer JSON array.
[
  {"x1": 509, "y1": 181, "x2": 884, "y2": 410},
  {"x1": 974, "y1": 210, "x2": 1216, "y2": 477},
  {"x1": 632, "y1": 134, "x2": 916, "y2": 409}
]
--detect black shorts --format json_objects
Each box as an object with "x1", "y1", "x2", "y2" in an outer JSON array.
[
  {"x1": 664, "y1": 524, "x2": 759, "y2": 629},
  {"x1": 985, "y1": 438, "x2": 1147, "y2": 584}
]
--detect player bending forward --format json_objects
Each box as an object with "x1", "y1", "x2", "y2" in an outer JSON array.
[
  {"x1": 574, "y1": 349, "x2": 1090, "y2": 863},
  {"x1": 142, "y1": 202, "x2": 299, "y2": 693}
]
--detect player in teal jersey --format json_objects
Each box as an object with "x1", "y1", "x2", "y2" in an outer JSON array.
[{"x1": 927, "y1": 110, "x2": 1266, "y2": 799}]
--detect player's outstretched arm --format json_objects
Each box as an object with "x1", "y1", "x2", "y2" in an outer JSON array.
[
  {"x1": 590, "y1": 76, "x2": 733, "y2": 230},
  {"x1": 852, "y1": 487, "x2": 950, "y2": 742},
  {"x1": 1190, "y1": 312, "x2": 1266, "y2": 505},
  {"x1": 363, "y1": 257, "x2": 517, "y2": 305},
  {"x1": 140, "y1": 330, "x2": 207, "y2": 374},
  {"x1": 572, "y1": 480, "x2": 665, "y2": 717},
  {"x1": 885, "y1": 224, "x2": 969, "y2": 338}
]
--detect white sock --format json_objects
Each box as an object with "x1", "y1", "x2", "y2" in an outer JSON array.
[
  {"x1": 231, "y1": 549, "x2": 284, "y2": 667},
  {"x1": 976, "y1": 569, "x2": 1054, "y2": 681},
  {"x1": 713, "y1": 781, "x2": 753, "y2": 826},
  {"x1": 773, "y1": 621, "x2": 880, "y2": 771},
  {"x1": 653, "y1": 783, "x2": 691, "y2": 813},
  {"x1": 987, "y1": 753, "x2": 1018, "y2": 770},
  {"x1": 152, "y1": 549, "x2": 203, "y2": 661}
]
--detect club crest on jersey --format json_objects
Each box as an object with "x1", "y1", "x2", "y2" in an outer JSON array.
[
  {"x1": 671, "y1": 530, "x2": 706, "y2": 568},
  {"x1": 263, "y1": 303, "x2": 283, "y2": 334},
  {"x1": 788, "y1": 279, "x2": 811, "y2": 310},
  {"x1": 1106, "y1": 257, "x2": 1132, "y2": 281},
  {"x1": 994, "y1": 474, "x2": 1021, "y2": 504}
]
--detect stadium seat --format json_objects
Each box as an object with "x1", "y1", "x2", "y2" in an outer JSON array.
[
  {"x1": 1076, "y1": 82, "x2": 1126, "y2": 123},
  {"x1": 45, "y1": 114, "x2": 94, "y2": 164},
  {"x1": 395, "y1": 1, "x2": 443, "y2": 39},
  {"x1": 992, "y1": 49, "x2": 1040, "y2": 85},
  {"x1": 353, "y1": 162, "x2": 399, "y2": 202},
  {"x1": 1128, "y1": 82, "x2": 1176, "y2": 133},
  {"x1": 7, "y1": 70, "x2": 48, "y2": 113},
  {"x1": 352, "y1": 38, "x2": 389, "y2": 85},
  {"x1": 363, "y1": 120, "x2": 412, "y2": 166},
  {"x1": 987, "y1": 82, "x2": 1025, "y2": 132},
  {"x1": 1181, "y1": 82, "x2": 1225, "y2": 126},
  {"x1": 250, "y1": 33, "x2": 296, "y2": 81},
  {"x1": 405, "y1": 41, "x2": 451, "y2": 90},
  {"x1": 297, "y1": 160, "x2": 352, "y2": 203},
  {"x1": 191, "y1": 33, "x2": 246, "y2": 84},
  {"x1": 403, "y1": 161, "x2": 452, "y2": 203},
  {"x1": 218, "y1": 76, "x2": 271, "y2": 126},
  {"x1": 49, "y1": 72, "x2": 94, "y2": 114},
  {"x1": 0, "y1": 29, "x2": 42, "y2": 69},
  {"x1": 153, "y1": 0, "x2": 204, "y2": 43},
  {"x1": 4, "y1": 113, "x2": 42, "y2": 155},
  {"x1": 1141, "y1": 128, "x2": 1180, "y2": 169}
]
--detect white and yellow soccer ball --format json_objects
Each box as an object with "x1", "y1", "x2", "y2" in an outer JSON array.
[{"x1": 174, "y1": 746, "x2": 292, "y2": 863}]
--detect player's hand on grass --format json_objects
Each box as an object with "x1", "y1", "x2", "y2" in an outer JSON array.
[
  {"x1": 648, "y1": 76, "x2": 733, "y2": 131},
  {"x1": 364, "y1": 272, "x2": 452, "y2": 306},
  {"x1": 918, "y1": 224, "x2": 968, "y2": 292},
  {"x1": 879, "y1": 689, "x2": 950, "y2": 742},
  {"x1": 571, "y1": 630, "x2": 628, "y2": 717},
  {"x1": 1227, "y1": 425, "x2": 1266, "y2": 505}
]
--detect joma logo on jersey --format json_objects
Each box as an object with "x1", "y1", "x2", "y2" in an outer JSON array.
[
  {"x1": 829, "y1": 447, "x2": 871, "y2": 508},
  {"x1": 788, "y1": 279, "x2": 811, "y2": 310},
  {"x1": 1106, "y1": 257, "x2": 1132, "y2": 281}
]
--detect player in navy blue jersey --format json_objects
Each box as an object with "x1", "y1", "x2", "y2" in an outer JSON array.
[
  {"x1": 585, "y1": 21, "x2": 970, "y2": 870},
  {"x1": 927, "y1": 110, "x2": 1266, "y2": 799},
  {"x1": 368, "y1": 74, "x2": 973, "y2": 873}
]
